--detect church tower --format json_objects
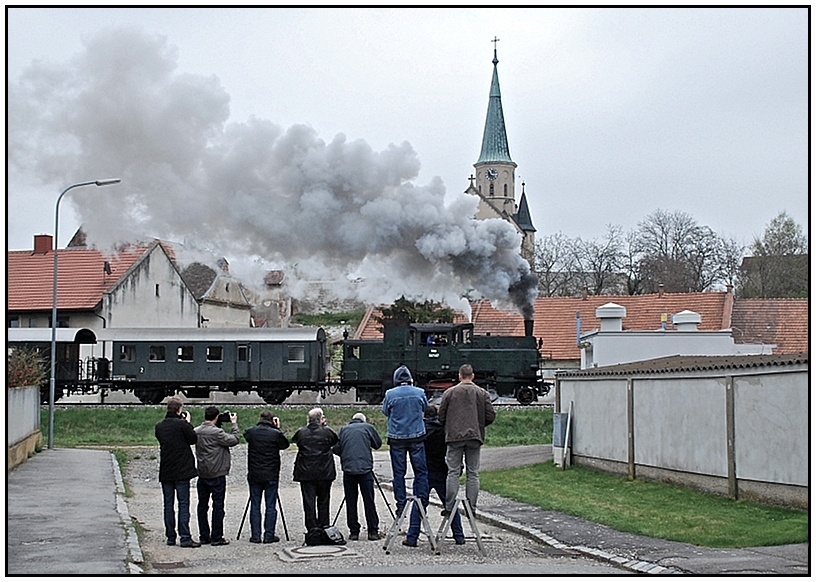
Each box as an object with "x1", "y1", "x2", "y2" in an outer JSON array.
[{"x1": 466, "y1": 40, "x2": 536, "y2": 267}]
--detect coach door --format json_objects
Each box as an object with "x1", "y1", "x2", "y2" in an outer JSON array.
[{"x1": 235, "y1": 343, "x2": 251, "y2": 380}]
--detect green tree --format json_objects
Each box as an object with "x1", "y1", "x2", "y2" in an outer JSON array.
[
  {"x1": 737, "y1": 212, "x2": 809, "y2": 298},
  {"x1": 374, "y1": 296, "x2": 455, "y2": 326}
]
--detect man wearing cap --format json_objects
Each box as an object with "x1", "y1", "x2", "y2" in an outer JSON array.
[{"x1": 381, "y1": 365, "x2": 429, "y2": 547}]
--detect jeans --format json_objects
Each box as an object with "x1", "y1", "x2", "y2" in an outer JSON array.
[
  {"x1": 445, "y1": 439, "x2": 482, "y2": 512},
  {"x1": 161, "y1": 479, "x2": 192, "y2": 543},
  {"x1": 389, "y1": 441, "x2": 429, "y2": 517},
  {"x1": 299, "y1": 480, "x2": 332, "y2": 532},
  {"x1": 249, "y1": 480, "x2": 279, "y2": 541},
  {"x1": 429, "y1": 470, "x2": 464, "y2": 541},
  {"x1": 197, "y1": 475, "x2": 227, "y2": 542},
  {"x1": 343, "y1": 471, "x2": 379, "y2": 535}
]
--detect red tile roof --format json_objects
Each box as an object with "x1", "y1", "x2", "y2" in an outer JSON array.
[
  {"x1": 474, "y1": 292, "x2": 732, "y2": 361},
  {"x1": 8, "y1": 244, "x2": 150, "y2": 311},
  {"x1": 730, "y1": 298, "x2": 809, "y2": 354}
]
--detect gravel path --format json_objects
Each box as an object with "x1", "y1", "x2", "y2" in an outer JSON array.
[{"x1": 124, "y1": 444, "x2": 624, "y2": 575}]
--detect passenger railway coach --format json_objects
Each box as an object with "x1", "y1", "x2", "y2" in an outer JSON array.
[{"x1": 8, "y1": 326, "x2": 331, "y2": 405}]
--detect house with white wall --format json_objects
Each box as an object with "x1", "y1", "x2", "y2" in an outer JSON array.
[{"x1": 579, "y1": 302, "x2": 773, "y2": 369}]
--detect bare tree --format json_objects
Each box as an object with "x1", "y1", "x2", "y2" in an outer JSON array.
[
  {"x1": 572, "y1": 225, "x2": 625, "y2": 295},
  {"x1": 632, "y1": 209, "x2": 736, "y2": 293},
  {"x1": 534, "y1": 233, "x2": 580, "y2": 297}
]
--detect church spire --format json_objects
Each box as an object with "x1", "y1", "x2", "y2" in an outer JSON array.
[{"x1": 477, "y1": 38, "x2": 514, "y2": 165}]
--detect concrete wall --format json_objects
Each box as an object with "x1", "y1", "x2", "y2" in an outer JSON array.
[
  {"x1": 7, "y1": 386, "x2": 41, "y2": 470},
  {"x1": 557, "y1": 366, "x2": 808, "y2": 508}
]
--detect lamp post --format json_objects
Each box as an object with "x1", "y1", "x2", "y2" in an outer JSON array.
[{"x1": 49, "y1": 179, "x2": 121, "y2": 449}]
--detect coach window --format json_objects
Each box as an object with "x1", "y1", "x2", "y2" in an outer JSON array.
[
  {"x1": 177, "y1": 345, "x2": 194, "y2": 362},
  {"x1": 346, "y1": 345, "x2": 360, "y2": 359},
  {"x1": 238, "y1": 345, "x2": 250, "y2": 362},
  {"x1": 149, "y1": 345, "x2": 166, "y2": 362},
  {"x1": 288, "y1": 345, "x2": 305, "y2": 363},
  {"x1": 120, "y1": 345, "x2": 136, "y2": 362},
  {"x1": 207, "y1": 345, "x2": 223, "y2": 362}
]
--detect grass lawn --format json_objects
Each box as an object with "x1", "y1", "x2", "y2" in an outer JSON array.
[{"x1": 41, "y1": 405, "x2": 806, "y2": 548}]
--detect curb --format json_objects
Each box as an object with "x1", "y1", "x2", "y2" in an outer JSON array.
[
  {"x1": 377, "y1": 477, "x2": 682, "y2": 575},
  {"x1": 110, "y1": 452, "x2": 145, "y2": 573}
]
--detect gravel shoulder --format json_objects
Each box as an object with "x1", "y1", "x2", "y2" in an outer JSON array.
[{"x1": 124, "y1": 444, "x2": 625, "y2": 575}]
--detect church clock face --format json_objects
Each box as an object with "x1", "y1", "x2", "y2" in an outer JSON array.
[{"x1": 487, "y1": 168, "x2": 498, "y2": 180}]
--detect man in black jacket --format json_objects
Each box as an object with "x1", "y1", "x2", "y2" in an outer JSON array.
[
  {"x1": 154, "y1": 397, "x2": 199, "y2": 548},
  {"x1": 333, "y1": 412, "x2": 383, "y2": 541},
  {"x1": 424, "y1": 404, "x2": 465, "y2": 544},
  {"x1": 243, "y1": 410, "x2": 290, "y2": 543},
  {"x1": 292, "y1": 408, "x2": 338, "y2": 536}
]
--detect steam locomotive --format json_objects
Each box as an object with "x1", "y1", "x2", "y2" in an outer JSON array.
[{"x1": 9, "y1": 321, "x2": 548, "y2": 405}]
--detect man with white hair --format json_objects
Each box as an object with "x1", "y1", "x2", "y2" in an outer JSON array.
[
  {"x1": 292, "y1": 408, "x2": 338, "y2": 537},
  {"x1": 333, "y1": 412, "x2": 383, "y2": 540}
]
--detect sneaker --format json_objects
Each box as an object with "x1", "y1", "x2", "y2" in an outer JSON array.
[
  {"x1": 348, "y1": 532, "x2": 359, "y2": 541},
  {"x1": 367, "y1": 531, "x2": 384, "y2": 541},
  {"x1": 180, "y1": 540, "x2": 201, "y2": 548},
  {"x1": 440, "y1": 509, "x2": 452, "y2": 517},
  {"x1": 262, "y1": 536, "x2": 280, "y2": 543},
  {"x1": 211, "y1": 539, "x2": 230, "y2": 546},
  {"x1": 199, "y1": 538, "x2": 211, "y2": 545},
  {"x1": 455, "y1": 537, "x2": 466, "y2": 545},
  {"x1": 249, "y1": 537, "x2": 262, "y2": 544},
  {"x1": 166, "y1": 539, "x2": 176, "y2": 546},
  {"x1": 402, "y1": 539, "x2": 417, "y2": 547}
]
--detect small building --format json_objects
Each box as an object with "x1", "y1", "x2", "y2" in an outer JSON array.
[{"x1": 579, "y1": 303, "x2": 772, "y2": 369}]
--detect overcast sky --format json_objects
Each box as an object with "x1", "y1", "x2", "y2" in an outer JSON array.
[{"x1": 7, "y1": 7, "x2": 809, "y2": 263}]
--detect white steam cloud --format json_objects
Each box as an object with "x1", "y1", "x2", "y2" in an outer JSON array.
[{"x1": 9, "y1": 27, "x2": 537, "y2": 318}]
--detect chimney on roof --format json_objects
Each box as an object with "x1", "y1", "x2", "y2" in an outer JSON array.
[
  {"x1": 672, "y1": 310, "x2": 701, "y2": 331},
  {"x1": 726, "y1": 283, "x2": 733, "y2": 295},
  {"x1": 658, "y1": 284, "x2": 664, "y2": 298},
  {"x1": 33, "y1": 234, "x2": 53, "y2": 255},
  {"x1": 217, "y1": 258, "x2": 229, "y2": 273},
  {"x1": 582, "y1": 286, "x2": 588, "y2": 301},
  {"x1": 596, "y1": 302, "x2": 626, "y2": 332}
]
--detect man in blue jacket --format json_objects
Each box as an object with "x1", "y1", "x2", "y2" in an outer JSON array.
[
  {"x1": 333, "y1": 412, "x2": 383, "y2": 541},
  {"x1": 381, "y1": 365, "x2": 429, "y2": 547}
]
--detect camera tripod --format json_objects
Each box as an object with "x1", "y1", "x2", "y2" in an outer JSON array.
[
  {"x1": 332, "y1": 471, "x2": 396, "y2": 526},
  {"x1": 237, "y1": 490, "x2": 289, "y2": 541}
]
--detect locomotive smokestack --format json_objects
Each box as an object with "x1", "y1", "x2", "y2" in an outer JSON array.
[{"x1": 524, "y1": 319, "x2": 534, "y2": 337}]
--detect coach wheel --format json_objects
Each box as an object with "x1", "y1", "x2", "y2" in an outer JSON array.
[
  {"x1": 262, "y1": 390, "x2": 291, "y2": 405},
  {"x1": 516, "y1": 386, "x2": 535, "y2": 406},
  {"x1": 135, "y1": 389, "x2": 165, "y2": 405}
]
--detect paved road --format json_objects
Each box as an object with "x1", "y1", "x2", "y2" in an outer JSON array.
[{"x1": 7, "y1": 445, "x2": 808, "y2": 575}]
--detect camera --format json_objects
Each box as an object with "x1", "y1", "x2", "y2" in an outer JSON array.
[{"x1": 216, "y1": 410, "x2": 232, "y2": 427}]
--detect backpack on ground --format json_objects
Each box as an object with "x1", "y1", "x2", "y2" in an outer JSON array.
[{"x1": 305, "y1": 525, "x2": 346, "y2": 546}]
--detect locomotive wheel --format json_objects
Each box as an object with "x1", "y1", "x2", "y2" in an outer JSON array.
[{"x1": 516, "y1": 386, "x2": 535, "y2": 405}]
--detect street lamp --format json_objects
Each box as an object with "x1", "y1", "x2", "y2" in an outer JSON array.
[{"x1": 49, "y1": 179, "x2": 121, "y2": 449}]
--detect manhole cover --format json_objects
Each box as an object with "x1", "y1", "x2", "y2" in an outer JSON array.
[
  {"x1": 152, "y1": 561, "x2": 186, "y2": 569},
  {"x1": 279, "y1": 545, "x2": 362, "y2": 562}
]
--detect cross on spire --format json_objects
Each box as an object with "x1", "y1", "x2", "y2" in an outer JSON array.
[{"x1": 492, "y1": 36, "x2": 500, "y2": 65}]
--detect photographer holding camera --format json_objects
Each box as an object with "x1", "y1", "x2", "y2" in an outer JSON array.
[
  {"x1": 243, "y1": 410, "x2": 290, "y2": 543},
  {"x1": 194, "y1": 406, "x2": 240, "y2": 546},
  {"x1": 155, "y1": 397, "x2": 199, "y2": 547},
  {"x1": 292, "y1": 408, "x2": 338, "y2": 539}
]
